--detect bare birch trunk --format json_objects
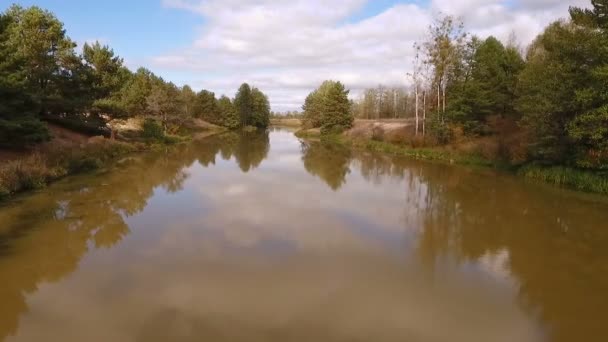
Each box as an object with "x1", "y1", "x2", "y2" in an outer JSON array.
[
  {"x1": 442, "y1": 85, "x2": 446, "y2": 113},
  {"x1": 423, "y1": 90, "x2": 426, "y2": 136},
  {"x1": 415, "y1": 84, "x2": 419, "y2": 136}
]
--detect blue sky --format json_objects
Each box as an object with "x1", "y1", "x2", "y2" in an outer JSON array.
[
  {"x1": 6, "y1": 0, "x2": 200, "y2": 66},
  {"x1": 2, "y1": 0, "x2": 586, "y2": 110}
]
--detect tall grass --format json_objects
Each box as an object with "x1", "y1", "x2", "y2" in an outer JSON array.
[
  {"x1": 518, "y1": 165, "x2": 608, "y2": 194},
  {"x1": 348, "y1": 138, "x2": 494, "y2": 167},
  {"x1": 0, "y1": 138, "x2": 135, "y2": 201}
]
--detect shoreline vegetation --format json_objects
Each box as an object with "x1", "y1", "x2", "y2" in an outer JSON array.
[
  {"x1": 3, "y1": 2, "x2": 608, "y2": 199},
  {"x1": 288, "y1": 1, "x2": 608, "y2": 197},
  {"x1": 0, "y1": 5, "x2": 271, "y2": 202},
  {"x1": 294, "y1": 125, "x2": 608, "y2": 195},
  {"x1": 0, "y1": 120, "x2": 229, "y2": 202}
]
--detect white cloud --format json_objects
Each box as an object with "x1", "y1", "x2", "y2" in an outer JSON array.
[{"x1": 153, "y1": 0, "x2": 589, "y2": 111}]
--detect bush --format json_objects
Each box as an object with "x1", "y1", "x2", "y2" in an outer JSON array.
[
  {"x1": 43, "y1": 114, "x2": 110, "y2": 137},
  {"x1": 320, "y1": 124, "x2": 346, "y2": 136},
  {"x1": 0, "y1": 137, "x2": 136, "y2": 201},
  {"x1": 0, "y1": 185, "x2": 8, "y2": 200},
  {"x1": 142, "y1": 119, "x2": 165, "y2": 140},
  {"x1": 68, "y1": 156, "x2": 103, "y2": 173},
  {"x1": 0, "y1": 117, "x2": 51, "y2": 147},
  {"x1": 0, "y1": 154, "x2": 60, "y2": 195},
  {"x1": 429, "y1": 118, "x2": 452, "y2": 145}
]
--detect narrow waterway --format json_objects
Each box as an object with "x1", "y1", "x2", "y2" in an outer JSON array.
[{"x1": 1, "y1": 128, "x2": 607, "y2": 342}]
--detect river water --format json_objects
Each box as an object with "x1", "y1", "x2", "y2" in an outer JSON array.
[{"x1": 1, "y1": 128, "x2": 607, "y2": 342}]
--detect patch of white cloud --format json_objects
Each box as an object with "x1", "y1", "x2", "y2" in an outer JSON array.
[{"x1": 154, "y1": 0, "x2": 589, "y2": 111}]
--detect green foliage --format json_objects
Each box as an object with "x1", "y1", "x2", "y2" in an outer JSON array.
[
  {"x1": 68, "y1": 156, "x2": 103, "y2": 173},
  {"x1": 303, "y1": 80, "x2": 353, "y2": 132},
  {"x1": 4, "y1": 5, "x2": 77, "y2": 114},
  {"x1": 217, "y1": 95, "x2": 239, "y2": 129},
  {"x1": 234, "y1": 83, "x2": 253, "y2": 127},
  {"x1": 519, "y1": 165, "x2": 608, "y2": 194},
  {"x1": 447, "y1": 36, "x2": 524, "y2": 134},
  {"x1": 43, "y1": 114, "x2": 109, "y2": 137},
  {"x1": 233, "y1": 83, "x2": 270, "y2": 128},
  {"x1": 0, "y1": 4, "x2": 276, "y2": 147},
  {"x1": 517, "y1": 19, "x2": 608, "y2": 166},
  {"x1": 142, "y1": 119, "x2": 164, "y2": 140},
  {"x1": 567, "y1": 105, "x2": 608, "y2": 168},
  {"x1": 0, "y1": 118, "x2": 50, "y2": 147},
  {"x1": 195, "y1": 90, "x2": 220, "y2": 123},
  {"x1": 251, "y1": 87, "x2": 271, "y2": 128}
]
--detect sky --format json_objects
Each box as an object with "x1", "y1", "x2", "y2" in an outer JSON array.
[{"x1": 5, "y1": 0, "x2": 590, "y2": 111}]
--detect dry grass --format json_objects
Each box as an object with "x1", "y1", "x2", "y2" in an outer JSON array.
[
  {"x1": 0, "y1": 137, "x2": 135, "y2": 200},
  {"x1": 270, "y1": 118, "x2": 302, "y2": 127}
]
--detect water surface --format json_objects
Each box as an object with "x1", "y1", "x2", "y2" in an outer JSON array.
[{"x1": 1, "y1": 128, "x2": 608, "y2": 342}]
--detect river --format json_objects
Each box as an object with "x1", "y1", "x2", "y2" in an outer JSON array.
[{"x1": 1, "y1": 127, "x2": 607, "y2": 342}]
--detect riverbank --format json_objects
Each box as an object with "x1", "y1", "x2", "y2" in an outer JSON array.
[
  {"x1": 296, "y1": 126, "x2": 608, "y2": 196},
  {"x1": 269, "y1": 118, "x2": 302, "y2": 127},
  {"x1": 0, "y1": 119, "x2": 226, "y2": 202}
]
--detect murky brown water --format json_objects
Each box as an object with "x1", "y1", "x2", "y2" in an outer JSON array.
[{"x1": 1, "y1": 128, "x2": 608, "y2": 342}]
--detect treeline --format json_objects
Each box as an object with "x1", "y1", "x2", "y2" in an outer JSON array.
[
  {"x1": 352, "y1": 86, "x2": 412, "y2": 119},
  {"x1": 0, "y1": 4, "x2": 270, "y2": 147},
  {"x1": 409, "y1": 1, "x2": 608, "y2": 170}
]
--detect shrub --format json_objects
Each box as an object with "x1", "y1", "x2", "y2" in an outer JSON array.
[
  {"x1": 0, "y1": 154, "x2": 56, "y2": 195},
  {"x1": 320, "y1": 124, "x2": 345, "y2": 136},
  {"x1": 371, "y1": 126, "x2": 385, "y2": 141},
  {"x1": 429, "y1": 119, "x2": 452, "y2": 145},
  {"x1": 142, "y1": 119, "x2": 164, "y2": 140},
  {"x1": 0, "y1": 136, "x2": 137, "y2": 201},
  {"x1": 0, "y1": 117, "x2": 51, "y2": 147},
  {"x1": 43, "y1": 114, "x2": 110, "y2": 137},
  {"x1": 68, "y1": 156, "x2": 103, "y2": 173}
]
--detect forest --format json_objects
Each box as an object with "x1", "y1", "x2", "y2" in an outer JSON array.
[
  {"x1": 0, "y1": 4, "x2": 270, "y2": 148},
  {"x1": 346, "y1": 1, "x2": 608, "y2": 185}
]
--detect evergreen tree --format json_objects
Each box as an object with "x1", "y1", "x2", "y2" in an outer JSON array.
[
  {"x1": 566, "y1": 0, "x2": 608, "y2": 168},
  {"x1": 4, "y1": 5, "x2": 77, "y2": 115},
  {"x1": 320, "y1": 81, "x2": 353, "y2": 133},
  {"x1": 0, "y1": 10, "x2": 49, "y2": 146},
  {"x1": 517, "y1": 20, "x2": 607, "y2": 166},
  {"x1": 194, "y1": 90, "x2": 220, "y2": 124},
  {"x1": 217, "y1": 95, "x2": 239, "y2": 129},
  {"x1": 234, "y1": 83, "x2": 253, "y2": 127},
  {"x1": 251, "y1": 87, "x2": 270, "y2": 128},
  {"x1": 303, "y1": 80, "x2": 353, "y2": 132},
  {"x1": 120, "y1": 68, "x2": 154, "y2": 117}
]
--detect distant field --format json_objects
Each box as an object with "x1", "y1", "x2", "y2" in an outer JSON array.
[
  {"x1": 355, "y1": 118, "x2": 414, "y2": 123},
  {"x1": 271, "y1": 118, "x2": 414, "y2": 127},
  {"x1": 270, "y1": 118, "x2": 303, "y2": 127}
]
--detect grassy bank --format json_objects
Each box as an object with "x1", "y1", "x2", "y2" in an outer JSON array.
[
  {"x1": 518, "y1": 165, "x2": 608, "y2": 195},
  {"x1": 298, "y1": 129, "x2": 608, "y2": 196},
  {"x1": 0, "y1": 119, "x2": 227, "y2": 202},
  {"x1": 347, "y1": 138, "x2": 494, "y2": 168},
  {"x1": 0, "y1": 138, "x2": 137, "y2": 201},
  {"x1": 270, "y1": 118, "x2": 302, "y2": 127}
]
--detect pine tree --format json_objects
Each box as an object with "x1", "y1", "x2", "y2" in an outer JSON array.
[
  {"x1": 217, "y1": 95, "x2": 239, "y2": 129},
  {"x1": 234, "y1": 83, "x2": 253, "y2": 127},
  {"x1": 251, "y1": 87, "x2": 270, "y2": 128},
  {"x1": 195, "y1": 90, "x2": 220, "y2": 124},
  {"x1": 320, "y1": 81, "x2": 353, "y2": 134},
  {"x1": 0, "y1": 10, "x2": 49, "y2": 146}
]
